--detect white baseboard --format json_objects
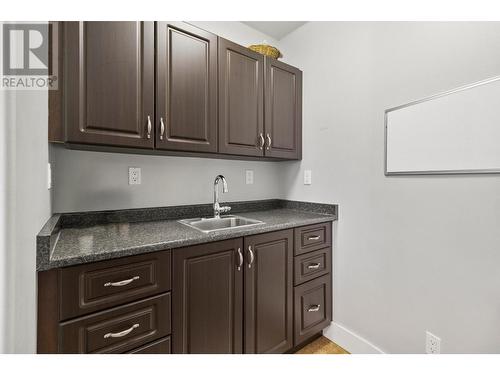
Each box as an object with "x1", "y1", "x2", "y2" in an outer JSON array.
[{"x1": 323, "y1": 322, "x2": 385, "y2": 354}]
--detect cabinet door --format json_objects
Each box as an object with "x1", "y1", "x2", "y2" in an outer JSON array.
[
  {"x1": 218, "y1": 38, "x2": 264, "y2": 157},
  {"x1": 264, "y1": 58, "x2": 302, "y2": 159},
  {"x1": 173, "y1": 238, "x2": 244, "y2": 353},
  {"x1": 244, "y1": 229, "x2": 293, "y2": 353},
  {"x1": 156, "y1": 22, "x2": 218, "y2": 152},
  {"x1": 64, "y1": 22, "x2": 155, "y2": 148}
]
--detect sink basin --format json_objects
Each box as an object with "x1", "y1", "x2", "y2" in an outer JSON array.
[{"x1": 178, "y1": 215, "x2": 264, "y2": 233}]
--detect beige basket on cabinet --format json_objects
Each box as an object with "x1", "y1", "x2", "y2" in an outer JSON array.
[{"x1": 248, "y1": 44, "x2": 282, "y2": 59}]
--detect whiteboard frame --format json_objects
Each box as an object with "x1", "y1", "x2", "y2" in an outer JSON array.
[{"x1": 384, "y1": 75, "x2": 500, "y2": 176}]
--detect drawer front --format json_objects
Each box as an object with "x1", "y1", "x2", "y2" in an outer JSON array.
[
  {"x1": 294, "y1": 222, "x2": 332, "y2": 255},
  {"x1": 128, "y1": 336, "x2": 171, "y2": 354},
  {"x1": 60, "y1": 251, "x2": 171, "y2": 320},
  {"x1": 294, "y1": 247, "x2": 331, "y2": 286},
  {"x1": 294, "y1": 275, "x2": 332, "y2": 346},
  {"x1": 59, "y1": 293, "x2": 171, "y2": 354}
]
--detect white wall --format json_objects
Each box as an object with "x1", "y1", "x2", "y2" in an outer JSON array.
[
  {"x1": 189, "y1": 21, "x2": 279, "y2": 47},
  {"x1": 52, "y1": 21, "x2": 285, "y2": 213},
  {"x1": 279, "y1": 22, "x2": 500, "y2": 353},
  {"x1": 9, "y1": 89, "x2": 51, "y2": 353},
  {"x1": 52, "y1": 146, "x2": 286, "y2": 212},
  {"x1": 0, "y1": 81, "x2": 13, "y2": 354},
  {"x1": 0, "y1": 22, "x2": 52, "y2": 353},
  {"x1": 0, "y1": 88, "x2": 50, "y2": 353}
]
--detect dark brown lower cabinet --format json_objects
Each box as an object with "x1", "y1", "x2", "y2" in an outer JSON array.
[
  {"x1": 244, "y1": 230, "x2": 294, "y2": 354},
  {"x1": 294, "y1": 274, "x2": 332, "y2": 345},
  {"x1": 172, "y1": 238, "x2": 244, "y2": 353},
  {"x1": 37, "y1": 223, "x2": 332, "y2": 354},
  {"x1": 128, "y1": 336, "x2": 171, "y2": 354},
  {"x1": 172, "y1": 230, "x2": 294, "y2": 354},
  {"x1": 59, "y1": 293, "x2": 171, "y2": 354}
]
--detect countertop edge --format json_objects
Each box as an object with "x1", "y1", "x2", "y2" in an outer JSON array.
[
  {"x1": 36, "y1": 200, "x2": 338, "y2": 271},
  {"x1": 37, "y1": 215, "x2": 335, "y2": 271}
]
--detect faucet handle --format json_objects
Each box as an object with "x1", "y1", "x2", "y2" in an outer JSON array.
[{"x1": 220, "y1": 206, "x2": 231, "y2": 214}]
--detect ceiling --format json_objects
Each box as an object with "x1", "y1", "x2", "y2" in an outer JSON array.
[{"x1": 243, "y1": 21, "x2": 306, "y2": 40}]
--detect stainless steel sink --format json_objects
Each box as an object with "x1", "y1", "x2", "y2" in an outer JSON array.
[{"x1": 178, "y1": 215, "x2": 264, "y2": 233}]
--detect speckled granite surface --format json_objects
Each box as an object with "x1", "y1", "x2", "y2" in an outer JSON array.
[{"x1": 37, "y1": 200, "x2": 337, "y2": 271}]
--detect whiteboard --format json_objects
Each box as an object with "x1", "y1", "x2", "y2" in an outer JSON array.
[{"x1": 385, "y1": 76, "x2": 500, "y2": 175}]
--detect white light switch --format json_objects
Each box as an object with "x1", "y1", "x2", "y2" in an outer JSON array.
[
  {"x1": 128, "y1": 167, "x2": 141, "y2": 185},
  {"x1": 245, "y1": 170, "x2": 254, "y2": 185},
  {"x1": 47, "y1": 162, "x2": 52, "y2": 190},
  {"x1": 304, "y1": 169, "x2": 312, "y2": 185}
]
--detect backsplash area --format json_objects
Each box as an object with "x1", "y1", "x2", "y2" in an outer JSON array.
[{"x1": 50, "y1": 145, "x2": 290, "y2": 213}]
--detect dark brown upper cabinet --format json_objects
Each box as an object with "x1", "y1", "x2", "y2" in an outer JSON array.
[
  {"x1": 218, "y1": 38, "x2": 265, "y2": 157},
  {"x1": 244, "y1": 230, "x2": 294, "y2": 354},
  {"x1": 264, "y1": 58, "x2": 302, "y2": 159},
  {"x1": 156, "y1": 22, "x2": 218, "y2": 152},
  {"x1": 64, "y1": 22, "x2": 155, "y2": 149},
  {"x1": 172, "y1": 239, "x2": 243, "y2": 354},
  {"x1": 54, "y1": 22, "x2": 302, "y2": 160}
]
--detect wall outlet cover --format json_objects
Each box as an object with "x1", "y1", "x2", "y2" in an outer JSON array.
[
  {"x1": 245, "y1": 169, "x2": 254, "y2": 185},
  {"x1": 426, "y1": 331, "x2": 441, "y2": 354},
  {"x1": 128, "y1": 167, "x2": 141, "y2": 185}
]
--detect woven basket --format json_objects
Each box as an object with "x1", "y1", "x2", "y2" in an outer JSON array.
[{"x1": 248, "y1": 44, "x2": 282, "y2": 59}]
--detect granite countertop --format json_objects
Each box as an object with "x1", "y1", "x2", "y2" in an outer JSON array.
[{"x1": 37, "y1": 199, "x2": 338, "y2": 271}]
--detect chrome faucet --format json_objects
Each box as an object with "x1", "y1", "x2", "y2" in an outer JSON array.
[{"x1": 213, "y1": 175, "x2": 231, "y2": 218}]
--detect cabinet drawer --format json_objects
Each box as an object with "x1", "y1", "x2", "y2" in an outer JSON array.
[
  {"x1": 294, "y1": 248, "x2": 331, "y2": 286},
  {"x1": 60, "y1": 251, "x2": 171, "y2": 320},
  {"x1": 294, "y1": 222, "x2": 332, "y2": 255},
  {"x1": 294, "y1": 275, "x2": 332, "y2": 346},
  {"x1": 59, "y1": 293, "x2": 171, "y2": 354},
  {"x1": 128, "y1": 336, "x2": 171, "y2": 354}
]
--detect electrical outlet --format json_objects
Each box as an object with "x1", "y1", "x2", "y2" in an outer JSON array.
[
  {"x1": 304, "y1": 170, "x2": 312, "y2": 185},
  {"x1": 128, "y1": 167, "x2": 141, "y2": 185},
  {"x1": 245, "y1": 170, "x2": 254, "y2": 185},
  {"x1": 426, "y1": 331, "x2": 441, "y2": 354}
]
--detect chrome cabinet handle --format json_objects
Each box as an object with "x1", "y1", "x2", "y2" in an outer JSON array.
[
  {"x1": 308, "y1": 235, "x2": 321, "y2": 241},
  {"x1": 307, "y1": 263, "x2": 321, "y2": 270},
  {"x1": 258, "y1": 133, "x2": 265, "y2": 150},
  {"x1": 104, "y1": 276, "x2": 140, "y2": 287},
  {"x1": 103, "y1": 323, "x2": 139, "y2": 339},
  {"x1": 146, "y1": 115, "x2": 152, "y2": 139},
  {"x1": 237, "y1": 247, "x2": 243, "y2": 271},
  {"x1": 247, "y1": 246, "x2": 255, "y2": 269},
  {"x1": 308, "y1": 304, "x2": 321, "y2": 312},
  {"x1": 160, "y1": 117, "x2": 165, "y2": 140},
  {"x1": 266, "y1": 133, "x2": 272, "y2": 150}
]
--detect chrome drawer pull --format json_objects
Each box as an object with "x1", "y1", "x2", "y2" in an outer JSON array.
[
  {"x1": 237, "y1": 247, "x2": 243, "y2": 271},
  {"x1": 160, "y1": 117, "x2": 165, "y2": 140},
  {"x1": 266, "y1": 133, "x2": 272, "y2": 150},
  {"x1": 103, "y1": 323, "x2": 139, "y2": 339},
  {"x1": 247, "y1": 246, "x2": 255, "y2": 269},
  {"x1": 307, "y1": 263, "x2": 321, "y2": 270},
  {"x1": 258, "y1": 133, "x2": 265, "y2": 150},
  {"x1": 308, "y1": 235, "x2": 321, "y2": 241},
  {"x1": 308, "y1": 304, "x2": 321, "y2": 312},
  {"x1": 104, "y1": 276, "x2": 140, "y2": 287},
  {"x1": 146, "y1": 115, "x2": 152, "y2": 139}
]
